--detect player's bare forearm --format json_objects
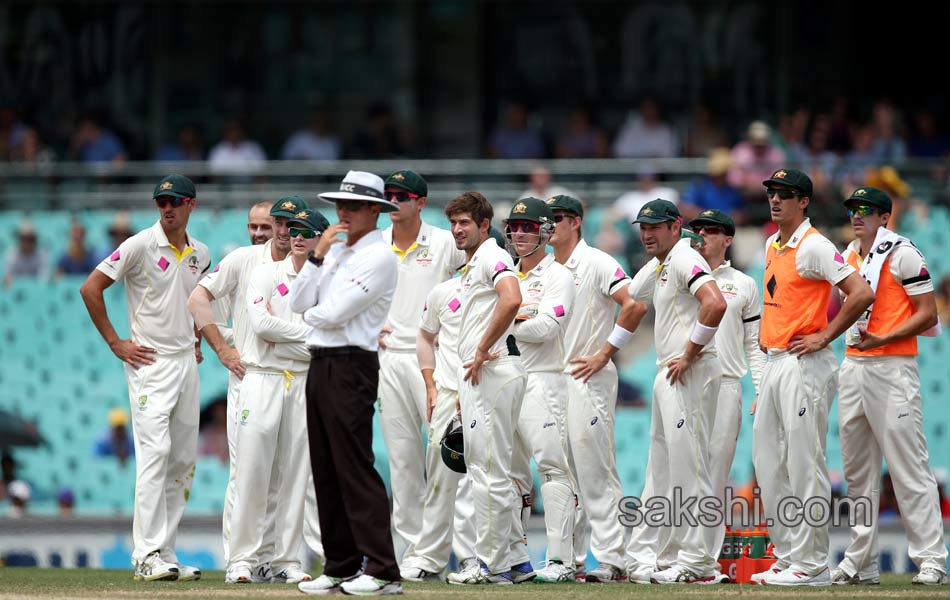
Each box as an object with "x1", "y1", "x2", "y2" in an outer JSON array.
[
  {"x1": 199, "y1": 323, "x2": 230, "y2": 355},
  {"x1": 882, "y1": 292, "x2": 938, "y2": 344},
  {"x1": 614, "y1": 295, "x2": 647, "y2": 332},
  {"x1": 826, "y1": 273, "x2": 875, "y2": 345}
]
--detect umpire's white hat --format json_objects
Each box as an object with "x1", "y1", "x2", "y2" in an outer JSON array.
[{"x1": 318, "y1": 170, "x2": 398, "y2": 213}]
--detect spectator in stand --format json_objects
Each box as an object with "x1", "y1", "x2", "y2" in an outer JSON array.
[
  {"x1": 936, "y1": 277, "x2": 950, "y2": 327},
  {"x1": 58, "y1": 488, "x2": 75, "y2": 517},
  {"x1": 682, "y1": 148, "x2": 745, "y2": 223},
  {"x1": 600, "y1": 172, "x2": 681, "y2": 271},
  {"x1": 198, "y1": 396, "x2": 229, "y2": 465},
  {"x1": 909, "y1": 111, "x2": 950, "y2": 158},
  {"x1": 9, "y1": 127, "x2": 56, "y2": 165},
  {"x1": 208, "y1": 119, "x2": 266, "y2": 173},
  {"x1": 871, "y1": 100, "x2": 907, "y2": 164},
  {"x1": 683, "y1": 104, "x2": 729, "y2": 158},
  {"x1": 612, "y1": 97, "x2": 677, "y2": 158},
  {"x1": 0, "y1": 106, "x2": 27, "y2": 161},
  {"x1": 827, "y1": 97, "x2": 856, "y2": 153},
  {"x1": 6, "y1": 480, "x2": 30, "y2": 518},
  {"x1": 518, "y1": 165, "x2": 572, "y2": 200},
  {"x1": 776, "y1": 106, "x2": 811, "y2": 158},
  {"x1": 3, "y1": 221, "x2": 48, "y2": 286},
  {"x1": 99, "y1": 212, "x2": 135, "y2": 261},
  {"x1": 349, "y1": 103, "x2": 407, "y2": 159},
  {"x1": 837, "y1": 125, "x2": 878, "y2": 190},
  {"x1": 55, "y1": 220, "x2": 100, "y2": 277},
  {"x1": 792, "y1": 115, "x2": 839, "y2": 200},
  {"x1": 487, "y1": 101, "x2": 545, "y2": 159},
  {"x1": 865, "y1": 166, "x2": 927, "y2": 230},
  {"x1": 282, "y1": 110, "x2": 341, "y2": 161},
  {"x1": 556, "y1": 106, "x2": 608, "y2": 158},
  {"x1": 70, "y1": 114, "x2": 127, "y2": 164},
  {"x1": 93, "y1": 407, "x2": 135, "y2": 467},
  {"x1": 154, "y1": 124, "x2": 204, "y2": 161},
  {"x1": 727, "y1": 120, "x2": 785, "y2": 201}
]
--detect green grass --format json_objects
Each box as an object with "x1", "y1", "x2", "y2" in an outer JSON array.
[{"x1": 0, "y1": 569, "x2": 947, "y2": 599}]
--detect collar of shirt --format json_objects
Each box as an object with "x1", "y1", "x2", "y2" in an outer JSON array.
[
  {"x1": 151, "y1": 220, "x2": 193, "y2": 262},
  {"x1": 517, "y1": 253, "x2": 554, "y2": 279},
  {"x1": 657, "y1": 237, "x2": 692, "y2": 272},
  {"x1": 384, "y1": 221, "x2": 433, "y2": 259},
  {"x1": 771, "y1": 218, "x2": 812, "y2": 250},
  {"x1": 564, "y1": 239, "x2": 590, "y2": 271},
  {"x1": 712, "y1": 259, "x2": 733, "y2": 273}
]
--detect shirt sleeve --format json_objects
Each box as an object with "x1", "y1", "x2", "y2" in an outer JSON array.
[
  {"x1": 420, "y1": 284, "x2": 446, "y2": 336},
  {"x1": 671, "y1": 253, "x2": 714, "y2": 296},
  {"x1": 889, "y1": 244, "x2": 934, "y2": 295},
  {"x1": 599, "y1": 252, "x2": 630, "y2": 296},
  {"x1": 245, "y1": 265, "x2": 311, "y2": 343},
  {"x1": 627, "y1": 260, "x2": 657, "y2": 302},
  {"x1": 304, "y1": 246, "x2": 398, "y2": 329},
  {"x1": 485, "y1": 248, "x2": 517, "y2": 287},
  {"x1": 200, "y1": 249, "x2": 242, "y2": 300},
  {"x1": 289, "y1": 256, "x2": 327, "y2": 313},
  {"x1": 741, "y1": 276, "x2": 765, "y2": 395},
  {"x1": 797, "y1": 235, "x2": 854, "y2": 285},
  {"x1": 95, "y1": 235, "x2": 141, "y2": 283},
  {"x1": 515, "y1": 267, "x2": 575, "y2": 343}
]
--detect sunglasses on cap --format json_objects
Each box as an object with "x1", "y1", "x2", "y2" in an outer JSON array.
[
  {"x1": 385, "y1": 191, "x2": 420, "y2": 203},
  {"x1": 847, "y1": 205, "x2": 879, "y2": 217},
  {"x1": 693, "y1": 225, "x2": 726, "y2": 235},
  {"x1": 155, "y1": 196, "x2": 190, "y2": 208},
  {"x1": 765, "y1": 188, "x2": 801, "y2": 200},
  {"x1": 337, "y1": 200, "x2": 370, "y2": 212},
  {"x1": 289, "y1": 227, "x2": 319, "y2": 239},
  {"x1": 508, "y1": 221, "x2": 542, "y2": 234}
]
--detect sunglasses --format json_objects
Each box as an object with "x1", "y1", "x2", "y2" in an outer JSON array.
[
  {"x1": 765, "y1": 188, "x2": 801, "y2": 200},
  {"x1": 385, "y1": 191, "x2": 420, "y2": 203},
  {"x1": 508, "y1": 221, "x2": 542, "y2": 234},
  {"x1": 847, "y1": 205, "x2": 879, "y2": 217},
  {"x1": 337, "y1": 200, "x2": 369, "y2": 212},
  {"x1": 289, "y1": 227, "x2": 319, "y2": 239},
  {"x1": 155, "y1": 196, "x2": 189, "y2": 208},
  {"x1": 694, "y1": 225, "x2": 726, "y2": 235}
]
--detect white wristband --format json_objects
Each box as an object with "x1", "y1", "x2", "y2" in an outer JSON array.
[
  {"x1": 607, "y1": 324, "x2": 635, "y2": 349},
  {"x1": 690, "y1": 322, "x2": 718, "y2": 346}
]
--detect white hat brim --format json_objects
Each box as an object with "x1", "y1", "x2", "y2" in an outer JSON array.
[{"x1": 318, "y1": 192, "x2": 399, "y2": 213}]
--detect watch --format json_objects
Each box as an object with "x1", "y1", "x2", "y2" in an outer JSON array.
[{"x1": 307, "y1": 251, "x2": 324, "y2": 267}]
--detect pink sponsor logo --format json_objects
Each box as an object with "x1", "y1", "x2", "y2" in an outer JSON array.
[
  {"x1": 691, "y1": 265, "x2": 704, "y2": 276},
  {"x1": 614, "y1": 267, "x2": 626, "y2": 278},
  {"x1": 494, "y1": 261, "x2": 508, "y2": 272},
  {"x1": 157, "y1": 256, "x2": 169, "y2": 271},
  {"x1": 448, "y1": 298, "x2": 461, "y2": 312},
  {"x1": 109, "y1": 250, "x2": 120, "y2": 261},
  {"x1": 833, "y1": 252, "x2": 844, "y2": 264},
  {"x1": 921, "y1": 267, "x2": 930, "y2": 277},
  {"x1": 211, "y1": 263, "x2": 220, "y2": 273},
  {"x1": 553, "y1": 305, "x2": 565, "y2": 317},
  {"x1": 253, "y1": 296, "x2": 264, "y2": 304},
  {"x1": 277, "y1": 283, "x2": 289, "y2": 296}
]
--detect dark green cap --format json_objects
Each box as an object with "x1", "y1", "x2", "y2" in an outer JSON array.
[
  {"x1": 762, "y1": 168, "x2": 813, "y2": 197},
  {"x1": 545, "y1": 194, "x2": 584, "y2": 218},
  {"x1": 153, "y1": 174, "x2": 196, "y2": 199},
  {"x1": 270, "y1": 196, "x2": 310, "y2": 219},
  {"x1": 287, "y1": 208, "x2": 330, "y2": 233},
  {"x1": 844, "y1": 186, "x2": 892, "y2": 213},
  {"x1": 689, "y1": 208, "x2": 736, "y2": 236},
  {"x1": 385, "y1": 170, "x2": 428, "y2": 197},
  {"x1": 505, "y1": 197, "x2": 555, "y2": 225},
  {"x1": 633, "y1": 198, "x2": 681, "y2": 224}
]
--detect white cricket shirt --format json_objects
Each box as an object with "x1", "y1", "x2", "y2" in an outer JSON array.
[
  {"x1": 457, "y1": 238, "x2": 518, "y2": 363},
  {"x1": 514, "y1": 254, "x2": 575, "y2": 372},
  {"x1": 710, "y1": 261, "x2": 765, "y2": 389},
  {"x1": 651, "y1": 238, "x2": 717, "y2": 364},
  {"x1": 243, "y1": 256, "x2": 312, "y2": 372},
  {"x1": 420, "y1": 277, "x2": 463, "y2": 392}
]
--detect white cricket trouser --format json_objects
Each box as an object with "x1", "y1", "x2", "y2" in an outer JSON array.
[
  {"x1": 752, "y1": 348, "x2": 836, "y2": 575},
  {"x1": 709, "y1": 376, "x2": 742, "y2": 571},
  {"x1": 401, "y1": 386, "x2": 464, "y2": 574},
  {"x1": 567, "y1": 362, "x2": 625, "y2": 569},
  {"x1": 222, "y1": 370, "x2": 240, "y2": 562},
  {"x1": 453, "y1": 474, "x2": 476, "y2": 562},
  {"x1": 127, "y1": 351, "x2": 200, "y2": 565},
  {"x1": 378, "y1": 349, "x2": 428, "y2": 561},
  {"x1": 838, "y1": 355, "x2": 947, "y2": 578},
  {"x1": 458, "y1": 357, "x2": 527, "y2": 574},
  {"x1": 228, "y1": 369, "x2": 311, "y2": 572},
  {"x1": 512, "y1": 372, "x2": 576, "y2": 563}
]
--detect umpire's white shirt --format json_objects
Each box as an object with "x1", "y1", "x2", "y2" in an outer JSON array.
[
  {"x1": 382, "y1": 222, "x2": 466, "y2": 351},
  {"x1": 651, "y1": 238, "x2": 717, "y2": 364},
  {"x1": 420, "y1": 277, "x2": 464, "y2": 392},
  {"x1": 97, "y1": 221, "x2": 210, "y2": 355},
  {"x1": 559, "y1": 239, "x2": 631, "y2": 366},
  {"x1": 457, "y1": 238, "x2": 517, "y2": 363},
  {"x1": 243, "y1": 257, "x2": 311, "y2": 372},
  {"x1": 289, "y1": 229, "x2": 398, "y2": 351},
  {"x1": 514, "y1": 254, "x2": 575, "y2": 372}
]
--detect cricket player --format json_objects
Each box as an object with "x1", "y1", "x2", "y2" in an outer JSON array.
[
  {"x1": 503, "y1": 198, "x2": 578, "y2": 582},
  {"x1": 832, "y1": 187, "x2": 946, "y2": 586},
  {"x1": 400, "y1": 274, "x2": 477, "y2": 581},
  {"x1": 378, "y1": 170, "x2": 467, "y2": 562},
  {"x1": 225, "y1": 209, "x2": 329, "y2": 585},
  {"x1": 442, "y1": 192, "x2": 528, "y2": 585},
  {"x1": 751, "y1": 169, "x2": 873, "y2": 586},
  {"x1": 544, "y1": 195, "x2": 646, "y2": 582},
  {"x1": 80, "y1": 174, "x2": 210, "y2": 582}
]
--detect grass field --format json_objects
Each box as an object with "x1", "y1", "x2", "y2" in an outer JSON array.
[{"x1": 0, "y1": 569, "x2": 948, "y2": 599}]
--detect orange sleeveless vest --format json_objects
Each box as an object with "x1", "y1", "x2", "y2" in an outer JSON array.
[
  {"x1": 761, "y1": 228, "x2": 831, "y2": 349},
  {"x1": 845, "y1": 250, "x2": 917, "y2": 356}
]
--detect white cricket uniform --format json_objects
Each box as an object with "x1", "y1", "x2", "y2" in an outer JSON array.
[
  {"x1": 837, "y1": 240, "x2": 947, "y2": 579},
  {"x1": 626, "y1": 238, "x2": 722, "y2": 576},
  {"x1": 96, "y1": 221, "x2": 210, "y2": 566},
  {"x1": 379, "y1": 223, "x2": 466, "y2": 560},
  {"x1": 227, "y1": 257, "x2": 313, "y2": 573},
  {"x1": 457, "y1": 238, "x2": 528, "y2": 574},
  {"x1": 510, "y1": 254, "x2": 577, "y2": 563},
  {"x1": 753, "y1": 218, "x2": 854, "y2": 575},
  {"x1": 559, "y1": 240, "x2": 630, "y2": 569},
  {"x1": 400, "y1": 277, "x2": 476, "y2": 574}
]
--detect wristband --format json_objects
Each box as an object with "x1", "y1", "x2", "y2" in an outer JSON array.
[
  {"x1": 689, "y1": 322, "x2": 718, "y2": 346},
  {"x1": 307, "y1": 250, "x2": 324, "y2": 267},
  {"x1": 606, "y1": 324, "x2": 635, "y2": 349}
]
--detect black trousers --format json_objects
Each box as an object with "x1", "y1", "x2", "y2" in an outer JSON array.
[{"x1": 305, "y1": 348, "x2": 399, "y2": 581}]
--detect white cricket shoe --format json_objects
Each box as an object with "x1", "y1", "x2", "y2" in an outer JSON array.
[
  {"x1": 534, "y1": 560, "x2": 574, "y2": 583},
  {"x1": 225, "y1": 565, "x2": 251, "y2": 584},
  {"x1": 750, "y1": 562, "x2": 787, "y2": 585},
  {"x1": 626, "y1": 565, "x2": 653, "y2": 584},
  {"x1": 299, "y1": 572, "x2": 360, "y2": 595},
  {"x1": 339, "y1": 574, "x2": 403, "y2": 595},
  {"x1": 761, "y1": 565, "x2": 831, "y2": 586},
  {"x1": 831, "y1": 567, "x2": 880, "y2": 585},
  {"x1": 175, "y1": 564, "x2": 201, "y2": 581},
  {"x1": 271, "y1": 566, "x2": 311, "y2": 583},
  {"x1": 250, "y1": 562, "x2": 272, "y2": 583},
  {"x1": 912, "y1": 567, "x2": 947, "y2": 585},
  {"x1": 399, "y1": 567, "x2": 442, "y2": 582},
  {"x1": 650, "y1": 565, "x2": 716, "y2": 584},
  {"x1": 446, "y1": 562, "x2": 512, "y2": 585},
  {"x1": 585, "y1": 563, "x2": 624, "y2": 583},
  {"x1": 133, "y1": 551, "x2": 180, "y2": 582}
]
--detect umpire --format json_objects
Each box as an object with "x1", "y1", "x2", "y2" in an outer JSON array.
[{"x1": 290, "y1": 170, "x2": 401, "y2": 596}]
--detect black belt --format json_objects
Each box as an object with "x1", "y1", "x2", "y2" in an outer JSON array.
[{"x1": 309, "y1": 345, "x2": 374, "y2": 358}]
